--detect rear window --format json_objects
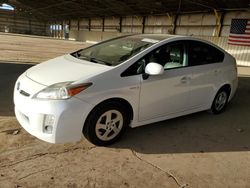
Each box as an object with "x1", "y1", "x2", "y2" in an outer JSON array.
[{"x1": 188, "y1": 41, "x2": 224, "y2": 66}]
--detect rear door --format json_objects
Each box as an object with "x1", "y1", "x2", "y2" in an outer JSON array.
[{"x1": 187, "y1": 40, "x2": 225, "y2": 108}]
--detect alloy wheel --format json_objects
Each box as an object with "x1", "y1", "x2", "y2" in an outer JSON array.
[{"x1": 95, "y1": 110, "x2": 124, "y2": 141}]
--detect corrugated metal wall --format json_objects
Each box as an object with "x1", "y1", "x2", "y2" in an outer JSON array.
[
  {"x1": 175, "y1": 11, "x2": 250, "y2": 66},
  {"x1": 122, "y1": 16, "x2": 143, "y2": 33},
  {"x1": 145, "y1": 15, "x2": 172, "y2": 34},
  {"x1": 0, "y1": 9, "x2": 48, "y2": 36},
  {"x1": 176, "y1": 13, "x2": 217, "y2": 36},
  {"x1": 104, "y1": 17, "x2": 120, "y2": 32},
  {"x1": 67, "y1": 10, "x2": 250, "y2": 66}
]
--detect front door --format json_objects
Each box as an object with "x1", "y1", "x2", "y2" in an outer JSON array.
[{"x1": 138, "y1": 41, "x2": 192, "y2": 121}]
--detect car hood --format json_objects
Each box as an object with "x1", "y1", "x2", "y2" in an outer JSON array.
[{"x1": 26, "y1": 54, "x2": 112, "y2": 86}]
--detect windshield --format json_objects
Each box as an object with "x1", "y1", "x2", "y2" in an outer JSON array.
[{"x1": 71, "y1": 35, "x2": 159, "y2": 66}]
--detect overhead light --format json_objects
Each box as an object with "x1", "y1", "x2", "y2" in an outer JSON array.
[{"x1": 0, "y1": 3, "x2": 14, "y2": 11}]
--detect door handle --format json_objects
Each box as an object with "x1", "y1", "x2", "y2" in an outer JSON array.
[{"x1": 129, "y1": 86, "x2": 139, "y2": 90}]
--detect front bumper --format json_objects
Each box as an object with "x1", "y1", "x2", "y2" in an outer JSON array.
[{"x1": 14, "y1": 75, "x2": 93, "y2": 143}]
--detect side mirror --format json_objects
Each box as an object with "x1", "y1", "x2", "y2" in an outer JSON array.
[{"x1": 145, "y1": 62, "x2": 164, "y2": 76}]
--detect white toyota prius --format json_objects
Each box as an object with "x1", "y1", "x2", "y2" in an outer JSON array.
[{"x1": 14, "y1": 34, "x2": 238, "y2": 146}]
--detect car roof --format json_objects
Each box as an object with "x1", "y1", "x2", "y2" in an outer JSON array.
[{"x1": 126, "y1": 34, "x2": 176, "y2": 41}]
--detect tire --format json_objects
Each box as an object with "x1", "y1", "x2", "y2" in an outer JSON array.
[
  {"x1": 211, "y1": 88, "x2": 229, "y2": 114},
  {"x1": 83, "y1": 101, "x2": 129, "y2": 146}
]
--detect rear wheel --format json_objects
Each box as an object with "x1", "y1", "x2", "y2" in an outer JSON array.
[
  {"x1": 211, "y1": 88, "x2": 229, "y2": 114},
  {"x1": 83, "y1": 102, "x2": 129, "y2": 146}
]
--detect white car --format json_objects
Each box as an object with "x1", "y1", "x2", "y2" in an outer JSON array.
[{"x1": 14, "y1": 34, "x2": 238, "y2": 146}]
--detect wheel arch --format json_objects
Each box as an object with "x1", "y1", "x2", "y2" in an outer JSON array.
[
  {"x1": 218, "y1": 83, "x2": 231, "y2": 97},
  {"x1": 211, "y1": 83, "x2": 232, "y2": 108},
  {"x1": 83, "y1": 97, "x2": 134, "y2": 131}
]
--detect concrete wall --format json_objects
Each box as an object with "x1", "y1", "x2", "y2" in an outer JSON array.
[{"x1": 0, "y1": 9, "x2": 48, "y2": 36}]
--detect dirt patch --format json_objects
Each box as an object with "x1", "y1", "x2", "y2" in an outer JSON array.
[
  {"x1": 0, "y1": 33, "x2": 88, "y2": 63},
  {"x1": 0, "y1": 117, "x2": 180, "y2": 188}
]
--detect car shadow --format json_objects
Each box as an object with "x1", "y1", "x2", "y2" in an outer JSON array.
[
  {"x1": 0, "y1": 62, "x2": 34, "y2": 116},
  {"x1": 112, "y1": 76, "x2": 250, "y2": 154}
]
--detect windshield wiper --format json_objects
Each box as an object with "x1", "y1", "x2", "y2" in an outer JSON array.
[
  {"x1": 89, "y1": 58, "x2": 112, "y2": 66},
  {"x1": 78, "y1": 55, "x2": 90, "y2": 61},
  {"x1": 76, "y1": 54, "x2": 112, "y2": 66}
]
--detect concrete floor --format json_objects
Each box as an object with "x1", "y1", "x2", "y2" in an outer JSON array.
[{"x1": 0, "y1": 34, "x2": 250, "y2": 188}]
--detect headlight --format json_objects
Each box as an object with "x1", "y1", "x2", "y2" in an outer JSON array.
[{"x1": 33, "y1": 82, "x2": 92, "y2": 100}]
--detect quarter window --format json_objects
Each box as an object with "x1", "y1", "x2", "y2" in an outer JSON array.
[{"x1": 188, "y1": 41, "x2": 224, "y2": 66}]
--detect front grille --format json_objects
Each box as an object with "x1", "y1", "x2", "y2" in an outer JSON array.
[{"x1": 20, "y1": 90, "x2": 30, "y2": 97}]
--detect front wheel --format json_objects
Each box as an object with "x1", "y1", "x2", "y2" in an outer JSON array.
[
  {"x1": 83, "y1": 102, "x2": 129, "y2": 146},
  {"x1": 211, "y1": 88, "x2": 229, "y2": 114}
]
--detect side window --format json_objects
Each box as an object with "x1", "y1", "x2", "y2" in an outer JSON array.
[
  {"x1": 121, "y1": 42, "x2": 186, "y2": 77},
  {"x1": 163, "y1": 43, "x2": 185, "y2": 69},
  {"x1": 145, "y1": 43, "x2": 185, "y2": 70},
  {"x1": 188, "y1": 41, "x2": 224, "y2": 66}
]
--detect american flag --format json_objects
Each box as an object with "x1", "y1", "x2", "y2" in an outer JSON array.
[{"x1": 228, "y1": 19, "x2": 250, "y2": 47}]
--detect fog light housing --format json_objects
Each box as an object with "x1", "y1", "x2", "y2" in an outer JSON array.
[
  {"x1": 43, "y1": 114, "x2": 55, "y2": 134},
  {"x1": 44, "y1": 125, "x2": 53, "y2": 134}
]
